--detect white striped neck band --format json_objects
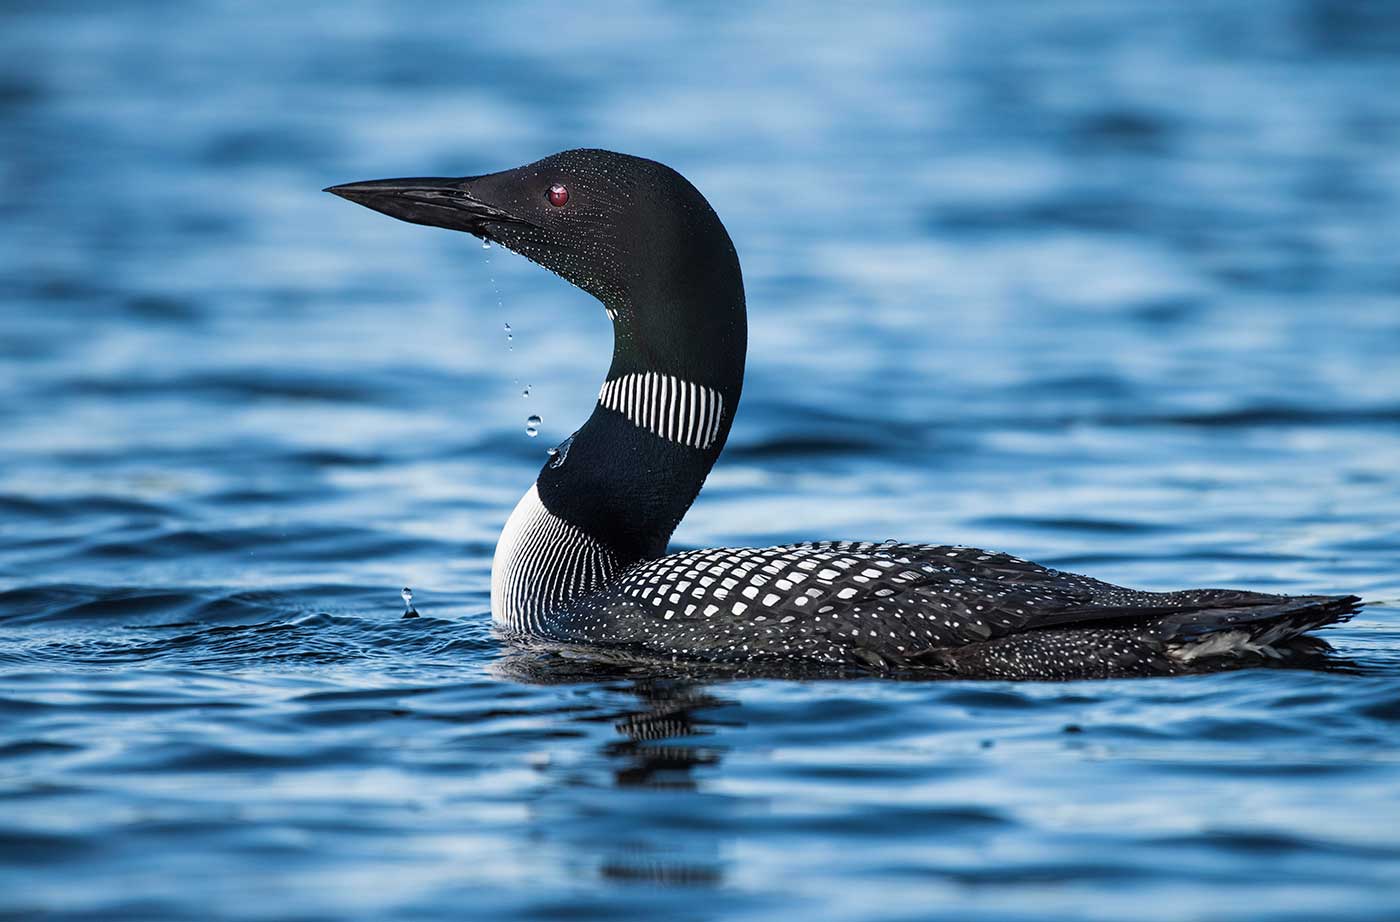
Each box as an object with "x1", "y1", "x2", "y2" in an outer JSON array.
[{"x1": 597, "y1": 373, "x2": 725, "y2": 450}]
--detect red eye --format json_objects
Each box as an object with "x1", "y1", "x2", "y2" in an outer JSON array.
[{"x1": 547, "y1": 183, "x2": 569, "y2": 207}]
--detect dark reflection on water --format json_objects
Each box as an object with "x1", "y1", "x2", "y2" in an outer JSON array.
[
  {"x1": 4, "y1": 0, "x2": 1400, "y2": 919},
  {"x1": 3, "y1": 611, "x2": 1400, "y2": 920}
]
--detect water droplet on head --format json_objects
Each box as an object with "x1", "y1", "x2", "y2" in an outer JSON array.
[
  {"x1": 481, "y1": 240, "x2": 492, "y2": 249},
  {"x1": 526, "y1": 414, "x2": 541, "y2": 437},
  {"x1": 548, "y1": 434, "x2": 574, "y2": 469}
]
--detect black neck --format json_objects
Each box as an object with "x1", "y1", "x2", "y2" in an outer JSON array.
[{"x1": 534, "y1": 249, "x2": 746, "y2": 566}]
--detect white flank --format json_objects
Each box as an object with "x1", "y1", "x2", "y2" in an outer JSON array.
[
  {"x1": 1169, "y1": 625, "x2": 1296, "y2": 662},
  {"x1": 491, "y1": 484, "x2": 619, "y2": 631}
]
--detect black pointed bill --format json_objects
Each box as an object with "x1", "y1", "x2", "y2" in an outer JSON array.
[{"x1": 324, "y1": 177, "x2": 535, "y2": 234}]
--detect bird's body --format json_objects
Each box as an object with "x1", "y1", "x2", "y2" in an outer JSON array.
[
  {"x1": 498, "y1": 524, "x2": 1355, "y2": 679},
  {"x1": 328, "y1": 149, "x2": 1360, "y2": 679}
]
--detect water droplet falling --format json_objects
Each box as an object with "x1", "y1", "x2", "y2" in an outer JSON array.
[
  {"x1": 481, "y1": 239, "x2": 492, "y2": 249},
  {"x1": 401, "y1": 586, "x2": 419, "y2": 619},
  {"x1": 521, "y1": 384, "x2": 531, "y2": 398},
  {"x1": 526, "y1": 414, "x2": 541, "y2": 437}
]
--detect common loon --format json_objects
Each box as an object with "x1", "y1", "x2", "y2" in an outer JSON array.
[{"x1": 327, "y1": 149, "x2": 1360, "y2": 679}]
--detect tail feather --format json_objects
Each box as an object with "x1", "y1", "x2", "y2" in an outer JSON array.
[
  {"x1": 909, "y1": 594, "x2": 1361, "y2": 679},
  {"x1": 1157, "y1": 594, "x2": 1360, "y2": 664}
]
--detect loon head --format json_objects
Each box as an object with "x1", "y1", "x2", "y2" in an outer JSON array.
[
  {"x1": 326, "y1": 150, "x2": 744, "y2": 354},
  {"x1": 328, "y1": 150, "x2": 748, "y2": 567}
]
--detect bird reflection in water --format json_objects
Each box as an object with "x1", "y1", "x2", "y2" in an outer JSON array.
[{"x1": 491, "y1": 649, "x2": 743, "y2": 889}]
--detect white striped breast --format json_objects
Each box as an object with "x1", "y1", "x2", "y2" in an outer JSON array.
[
  {"x1": 597, "y1": 373, "x2": 725, "y2": 450},
  {"x1": 491, "y1": 484, "x2": 620, "y2": 632}
]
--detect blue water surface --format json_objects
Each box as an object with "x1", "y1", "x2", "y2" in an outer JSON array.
[{"x1": 3, "y1": 2, "x2": 1400, "y2": 920}]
